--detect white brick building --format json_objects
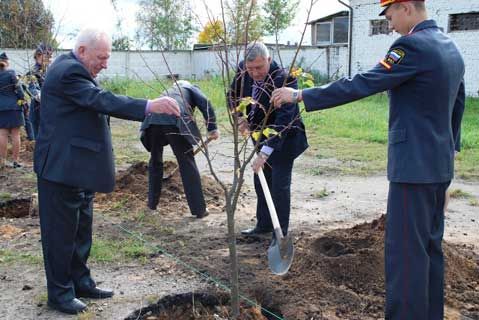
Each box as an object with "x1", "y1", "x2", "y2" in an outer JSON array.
[{"x1": 348, "y1": 0, "x2": 479, "y2": 96}]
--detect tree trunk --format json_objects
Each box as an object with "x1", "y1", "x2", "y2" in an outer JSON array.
[{"x1": 226, "y1": 198, "x2": 240, "y2": 318}]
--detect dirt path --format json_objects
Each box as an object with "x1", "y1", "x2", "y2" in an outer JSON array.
[
  {"x1": 0, "y1": 134, "x2": 477, "y2": 319},
  {"x1": 190, "y1": 136, "x2": 479, "y2": 251}
]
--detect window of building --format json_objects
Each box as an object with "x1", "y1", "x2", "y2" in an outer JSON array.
[
  {"x1": 333, "y1": 16, "x2": 349, "y2": 43},
  {"x1": 449, "y1": 12, "x2": 479, "y2": 32},
  {"x1": 315, "y1": 16, "x2": 349, "y2": 45},
  {"x1": 370, "y1": 19, "x2": 391, "y2": 35},
  {"x1": 316, "y1": 22, "x2": 331, "y2": 44}
]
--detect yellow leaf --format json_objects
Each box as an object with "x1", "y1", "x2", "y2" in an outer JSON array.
[
  {"x1": 235, "y1": 97, "x2": 254, "y2": 114},
  {"x1": 251, "y1": 131, "x2": 261, "y2": 141},
  {"x1": 290, "y1": 67, "x2": 303, "y2": 78},
  {"x1": 304, "y1": 73, "x2": 314, "y2": 81},
  {"x1": 262, "y1": 128, "x2": 278, "y2": 137}
]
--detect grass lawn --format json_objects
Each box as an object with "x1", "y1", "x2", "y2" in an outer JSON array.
[{"x1": 102, "y1": 77, "x2": 479, "y2": 180}]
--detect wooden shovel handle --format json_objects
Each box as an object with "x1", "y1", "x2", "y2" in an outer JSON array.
[{"x1": 257, "y1": 168, "x2": 284, "y2": 239}]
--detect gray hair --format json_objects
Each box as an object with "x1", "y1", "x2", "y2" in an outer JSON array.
[
  {"x1": 74, "y1": 28, "x2": 111, "y2": 54},
  {"x1": 245, "y1": 42, "x2": 270, "y2": 62}
]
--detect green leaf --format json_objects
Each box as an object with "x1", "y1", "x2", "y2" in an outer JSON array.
[{"x1": 304, "y1": 79, "x2": 315, "y2": 88}]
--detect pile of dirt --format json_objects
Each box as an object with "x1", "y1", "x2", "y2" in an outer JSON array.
[
  {"x1": 96, "y1": 161, "x2": 224, "y2": 214},
  {"x1": 126, "y1": 292, "x2": 271, "y2": 320},
  {"x1": 0, "y1": 198, "x2": 31, "y2": 219},
  {"x1": 276, "y1": 215, "x2": 479, "y2": 318}
]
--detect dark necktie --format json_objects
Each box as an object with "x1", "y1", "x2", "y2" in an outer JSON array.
[{"x1": 252, "y1": 81, "x2": 264, "y2": 110}]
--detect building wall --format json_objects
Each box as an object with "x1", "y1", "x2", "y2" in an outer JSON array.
[
  {"x1": 1, "y1": 46, "x2": 349, "y2": 82},
  {"x1": 350, "y1": 0, "x2": 479, "y2": 96}
]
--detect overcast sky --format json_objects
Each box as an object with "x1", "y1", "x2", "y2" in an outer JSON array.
[{"x1": 41, "y1": 0, "x2": 349, "y2": 49}]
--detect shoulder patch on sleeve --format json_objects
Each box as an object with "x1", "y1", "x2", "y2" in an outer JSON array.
[
  {"x1": 379, "y1": 59, "x2": 392, "y2": 70},
  {"x1": 385, "y1": 48, "x2": 405, "y2": 65}
]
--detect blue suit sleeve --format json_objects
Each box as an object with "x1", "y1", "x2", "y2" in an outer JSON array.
[
  {"x1": 190, "y1": 85, "x2": 217, "y2": 132},
  {"x1": 302, "y1": 37, "x2": 420, "y2": 111},
  {"x1": 10, "y1": 70, "x2": 25, "y2": 101},
  {"x1": 60, "y1": 65, "x2": 146, "y2": 121},
  {"x1": 452, "y1": 79, "x2": 465, "y2": 152}
]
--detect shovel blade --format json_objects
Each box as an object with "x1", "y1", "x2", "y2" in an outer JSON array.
[{"x1": 267, "y1": 234, "x2": 294, "y2": 275}]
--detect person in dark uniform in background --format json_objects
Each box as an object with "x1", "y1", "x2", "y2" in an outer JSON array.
[
  {"x1": 0, "y1": 52, "x2": 26, "y2": 169},
  {"x1": 140, "y1": 80, "x2": 219, "y2": 218},
  {"x1": 271, "y1": 1, "x2": 465, "y2": 319},
  {"x1": 229, "y1": 42, "x2": 308, "y2": 237},
  {"x1": 34, "y1": 28, "x2": 180, "y2": 315},
  {"x1": 27, "y1": 43, "x2": 53, "y2": 139}
]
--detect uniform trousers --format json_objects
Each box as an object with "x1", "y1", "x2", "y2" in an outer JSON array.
[
  {"x1": 385, "y1": 181, "x2": 450, "y2": 320},
  {"x1": 146, "y1": 125, "x2": 206, "y2": 215},
  {"x1": 38, "y1": 176, "x2": 96, "y2": 303}
]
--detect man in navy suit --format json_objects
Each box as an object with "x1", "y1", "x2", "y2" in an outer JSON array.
[
  {"x1": 272, "y1": 1, "x2": 465, "y2": 319},
  {"x1": 34, "y1": 28, "x2": 180, "y2": 315},
  {"x1": 140, "y1": 80, "x2": 219, "y2": 218},
  {"x1": 229, "y1": 42, "x2": 308, "y2": 237}
]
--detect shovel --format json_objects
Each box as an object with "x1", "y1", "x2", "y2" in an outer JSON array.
[
  {"x1": 162, "y1": 137, "x2": 213, "y2": 180},
  {"x1": 257, "y1": 167, "x2": 294, "y2": 275}
]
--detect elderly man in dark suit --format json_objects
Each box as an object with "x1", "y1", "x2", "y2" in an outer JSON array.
[
  {"x1": 34, "y1": 28, "x2": 180, "y2": 315},
  {"x1": 229, "y1": 42, "x2": 308, "y2": 237},
  {"x1": 272, "y1": 1, "x2": 465, "y2": 318},
  {"x1": 140, "y1": 80, "x2": 219, "y2": 218}
]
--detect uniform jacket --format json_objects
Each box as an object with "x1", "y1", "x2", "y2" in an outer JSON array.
[
  {"x1": 27, "y1": 63, "x2": 45, "y2": 104},
  {"x1": 34, "y1": 52, "x2": 147, "y2": 193},
  {"x1": 140, "y1": 81, "x2": 217, "y2": 149},
  {"x1": 229, "y1": 60, "x2": 308, "y2": 161},
  {"x1": 0, "y1": 69, "x2": 25, "y2": 111},
  {"x1": 302, "y1": 20, "x2": 465, "y2": 183}
]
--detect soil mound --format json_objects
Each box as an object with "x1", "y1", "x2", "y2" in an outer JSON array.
[
  {"x1": 283, "y1": 215, "x2": 479, "y2": 318},
  {"x1": 96, "y1": 161, "x2": 224, "y2": 214},
  {"x1": 0, "y1": 198, "x2": 30, "y2": 218},
  {"x1": 125, "y1": 292, "x2": 273, "y2": 320}
]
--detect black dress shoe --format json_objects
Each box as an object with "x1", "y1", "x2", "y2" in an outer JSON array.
[
  {"x1": 76, "y1": 287, "x2": 114, "y2": 299},
  {"x1": 48, "y1": 298, "x2": 87, "y2": 314},
  {"x1": 195, "y1": 209, "x2": 210, "y2": 219},
  {"x1": 241, "y1": 227, "x2": 272, "y2": 236}
]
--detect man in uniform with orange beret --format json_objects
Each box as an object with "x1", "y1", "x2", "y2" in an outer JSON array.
[{"x1": 271, "y1": 1, "x2": 465, "y2": 319}]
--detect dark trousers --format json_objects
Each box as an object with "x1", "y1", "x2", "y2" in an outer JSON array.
[
  {"x1": 385, "y1": 181, "x2": 450, "y2": 320},
  {"x1": 147, "y1": 125, "x2": 206, "y2": 215},
  {"x1": 253, "y1": 156, "x2": 294, "y2": 235},
  {"x1": 24, "y1": 106, "x2": 34, "y2": 140},
  {"x1": 38, "y1": 176, "x2": 96, "y2": 303},
  {"x1": 29, "y1": 101, "x2": 40, "y2": 139}
]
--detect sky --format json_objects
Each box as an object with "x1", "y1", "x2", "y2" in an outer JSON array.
[{"x1": 41, "y1": 0, "x2": 349, "y2": 49}]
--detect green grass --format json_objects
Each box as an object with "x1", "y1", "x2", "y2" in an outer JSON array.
[
  {"x1": 102, "y1": 78, "x2": 479, "y2": 180},
  {"x1": 449, "y1": 188, "x2": 473, "y2": 199},
  {"x1": 0, "y1": 249, "x2": 43, "y2": 265},
  {"x1": 0, "y1": 192, "x2": 12, "y2": 202},
  {"x1": 90, "y1": 237, "x2": 153, "y2": 264}
]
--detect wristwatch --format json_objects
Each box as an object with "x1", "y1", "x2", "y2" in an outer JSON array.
[{"x1": 292, "y1": 90, "x2": 300, "y2": 103}]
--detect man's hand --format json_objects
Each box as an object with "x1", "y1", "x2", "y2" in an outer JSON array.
[
  {"x1": 207, "y1": 129, "x2": 220, "y2": 141},
  {"x1": 238, "y1": 117, "x2": 250, "y2": 136},
  {"x1": 148, "y1": 97, "x2": 180, "y2": 117},
  {"x1": 252, "y1": 152, "x2": 268, "y2": 173},
  {"x1": 271, "y1": 87, "x2": 301, "y2": 108}
]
